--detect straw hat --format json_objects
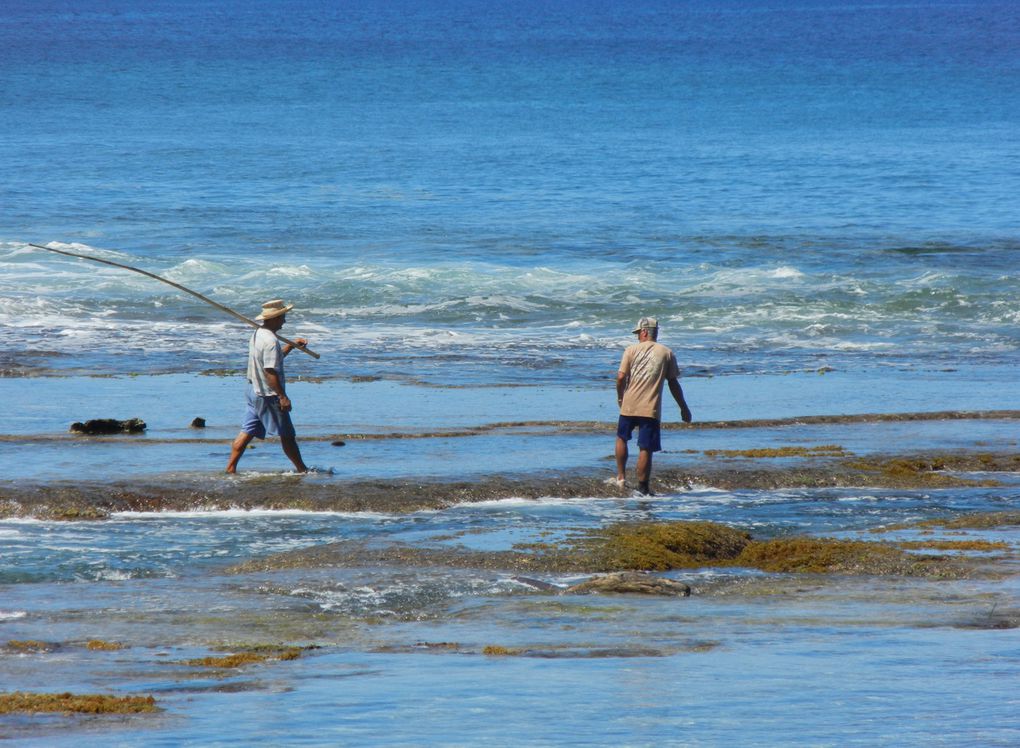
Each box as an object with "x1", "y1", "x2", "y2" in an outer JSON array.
[{"x1": 255, "y1": 299, "x2": 293, "y2": 321}]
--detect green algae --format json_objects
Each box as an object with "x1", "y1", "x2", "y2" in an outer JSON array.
[
  {"x1": 40, "y1": 504, "x2": 111, "y2": 521},
  {"x1": 214, "y1": 643, "x2": 308, "y2": 657},
  {"x1": 915, "y1": 511, "x2": 1020, "y2": 530},
  {"x1": 480, "y1": 645, "x2": 685, "y2": 658},
  {"x1": 5, "y1": 640, "x2": 52, "y2": 653},
  {"x1": 570, "y1": 521, "x2": 751, "y2": 572},
  {"x1": 233, "y1": 518, "x2": 997, "y2": 580},
  {"x1": 871, "y1": 511, "x2": 1020, "y2": 533},
  {"x1": 85, "y1": 639, "x2": 125, "y2": 651},
  {"x1": 844, "y1": 453, "x2": 1003, "y2": 487},
  {"x1": 894, "y1": 540, "x2": 1010, "y2": 552},
  {"x1": 705, "y1": 445, "x2": 848, "y2": 458},
  {"x1": 482, "y1": 645, "x2": 519, "y2": 656},
  {"x1": 180, "y1": 653, "x2": 270, "y2": 668},
  {"x1": 178, "y1": 646, "x2": 302, "y2": 668},
  {"x1": 734, "y1": 537, "x2": 969, "y2": 577},
  {"x1": 5, "y1": 449, "x2": 1020, "y2": 522},
  {"x1": 373, "y1": 642, "x2": 463, "y2": 653},
  {"x1": 0, "y1": 691, "x2": 158, "y2": 715}
]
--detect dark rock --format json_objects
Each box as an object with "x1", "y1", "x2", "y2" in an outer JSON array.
[
  {"x1": 565, "y1": 572, "x2": 691, "y2": 597},
  {"x1": 190, "y1": 417, "x2": 206, "y2": 428},
  {"x1": 954, "y1": 609, "x2": 1020, "y2": 630},
  {"x1": 511, "y1": 576, "x2": 563, "y2": 592},
  {"x1": 331, "y1": 440, "x2": 346, "y2": 447},
  {"x1": 70, "y1": 418, "x2": 146, "y2": 435}
]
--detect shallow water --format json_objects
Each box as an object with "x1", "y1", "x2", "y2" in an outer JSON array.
[{"x1": 2, "y1": 480, "x2": 1018, "y2": 746}]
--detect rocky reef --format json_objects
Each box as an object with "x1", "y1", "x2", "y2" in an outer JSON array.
[{"x1": 2, "y1": 450, "x2": 1017, "y2": 521}]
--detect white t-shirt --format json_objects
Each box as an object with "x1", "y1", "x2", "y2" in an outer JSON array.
[{"x1": 247, "y1": 327, "x2": 285, "y2": 397}]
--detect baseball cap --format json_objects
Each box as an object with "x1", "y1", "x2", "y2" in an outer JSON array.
[{"x1": 632, "y1": 316, "x2": 658, "y2": 333}]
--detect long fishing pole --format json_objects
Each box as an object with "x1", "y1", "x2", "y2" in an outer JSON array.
[{"x1": 28, "y1": 243, "x2": 321, "y2": 359}]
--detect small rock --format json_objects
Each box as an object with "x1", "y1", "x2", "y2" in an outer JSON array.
[
  {"x1": 190, "y1": 417, "x2": 206, "y2": 428},
  {"x1": 331, "y1": 440, "x2": 346, "y2": 447},
  {"x1": 511, "y1": 576, "x2": 563, "y2": 592},
  {"x1": 70, "y1": 418, "x2": 146, "y2": 435},
  {"x1": 565, "y1": 572, "x2": 691, "y2": 597}
]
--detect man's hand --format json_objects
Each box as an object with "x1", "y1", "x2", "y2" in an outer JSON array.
[
  {"x1": 279, "y1": 394, "x2": 293, "y2": 413},
  {"x1": 667, "y1": 378, "x2": 691, "y2": 423},
  {"x1": 284, "y1": 338, "x2": 308, "y2": 355}
]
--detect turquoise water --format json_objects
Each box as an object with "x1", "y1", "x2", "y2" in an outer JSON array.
[{"x1": 2, "y1": 1, "x2": 1019, "y2": 744}]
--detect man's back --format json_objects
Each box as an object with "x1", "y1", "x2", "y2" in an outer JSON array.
[{"x1": 619, "y1": 340, "x2": 679, "y2": 421}]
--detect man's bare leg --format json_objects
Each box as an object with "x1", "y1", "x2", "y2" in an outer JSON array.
[
  {"x1": 615, "y1": 437, "x2": 629, "y2": 483},
  {"x1": 637, "y1": 449, "x2": 653, "y2": 495},
  {"x1": 281, "y1": 435, "x2": 309, "y2": 473},
  {"x1": 226, "y1": 431, "x2": 255, "y2": 473}
]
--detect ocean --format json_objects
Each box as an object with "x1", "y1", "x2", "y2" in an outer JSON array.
[{"x1": 1, "y1": 0, "x2": 1019, "y2": 745}]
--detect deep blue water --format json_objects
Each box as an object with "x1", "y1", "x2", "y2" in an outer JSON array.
[{"x1": 2, "y1": 0, "x2": 1019, "y2": 383}]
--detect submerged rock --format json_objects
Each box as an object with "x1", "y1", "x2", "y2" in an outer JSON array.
[
  {"x1": 69, "y1": 418, "x2": 146, "y2": 435},
  {"x1": 565, "y1": 572, "x2": 692, "y2": 597},
  {"x1": 190, "y1": 417, "x2": 206, "y2": 428}
]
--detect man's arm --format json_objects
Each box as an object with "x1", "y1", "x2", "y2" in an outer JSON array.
[
  {"x1": 282, "y1": 338, "x2": 307, "y2": 358},
  {"x1": 668, "y1": 378, "x2": 692, "y2": 423},
  {"x1": 263, "y1": 368, "x2": 292, "y2": 412},
  {"x1": 616, "y1": 371, "x2": 628, "y2": 408}
]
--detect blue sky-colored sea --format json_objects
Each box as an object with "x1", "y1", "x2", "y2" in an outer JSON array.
[
  {"x1": 1, "y1": 1, "x2": 1019, "y2": 745},
  {"x1": 2, "y1": 0, "x2": 1019, "y2": 384}
]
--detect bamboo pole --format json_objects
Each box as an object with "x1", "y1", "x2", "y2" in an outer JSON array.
[{"x1": 29, "y1": 243, "x2": 320, "y2": 359}]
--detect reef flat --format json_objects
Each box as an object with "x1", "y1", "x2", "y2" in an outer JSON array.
[{"x1": 2, "y1": 449, "x2": 1017, "y2": 521}]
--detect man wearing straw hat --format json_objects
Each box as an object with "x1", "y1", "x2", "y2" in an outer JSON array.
[
  {"x1": 226, "y1": 299, "x2": 310, "y2": 473},
  {"x1": 613, "y1": 316, "x2": 692, "y2": 495}
]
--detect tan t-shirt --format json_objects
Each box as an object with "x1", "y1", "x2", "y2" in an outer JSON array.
[{"x1": 618, "y1": 341, "x2": 680, "y2": 421}]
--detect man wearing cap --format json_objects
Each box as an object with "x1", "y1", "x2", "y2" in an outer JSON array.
[
  {"x1": 226, "y1": 299, "x2": 310, "y2": 473},
  {"x1": 614, "y1": 316, "x2": 692, "y2": 495}
]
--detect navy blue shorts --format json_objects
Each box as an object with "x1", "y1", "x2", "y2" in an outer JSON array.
[
  {"x1": 616, "y1": 415, "x2": 662, "y2": 452},
  {"x1": 241, "y1": 384, "x2": 296, "y2": 440}
]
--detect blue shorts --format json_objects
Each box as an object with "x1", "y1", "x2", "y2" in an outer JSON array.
[
  {"x1": 241, "y1": 384, "x2": 296, "y2": 440},
  {"x1": 616, "y1": 415, "x2": 662, "y2": 452}
]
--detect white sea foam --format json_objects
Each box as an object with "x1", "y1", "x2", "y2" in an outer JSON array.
[
  {"x1": 0, "y1": 611, "x2": 27, "y2": 621},
  {"x1": 96, "y1": 569, "x2": 135, "y2": 581},
  {"x1": 4, "y1": 239, "x2": 1017, "y2": 382},
  {"x1": 111, "y1": 508, "x2": 397, "y2": 520}
]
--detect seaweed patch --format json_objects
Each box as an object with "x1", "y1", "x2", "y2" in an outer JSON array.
[
  {"x1": 734, "y1": 537, "x2": 970, "y2": 577},
  {"x1": 0, "y1": 691, "x2": 158, "y2": 714},
  {"x1": 5, "y1": 640, "x2": 52, "y2": 653},
  {"x1": 232, "y1": 518, "x2": 999, "y2": 580},
  {"x1": 566, "y1": 521, "x2": 752, "y2": 572},
  {"x1": 871, "y1": 511, "x2": 1020, "y2": 533},
  {"x1": 177, "y1": 645, "x2": 303, "y2": 668},
  {"x1": 705, "y1": 445, "x2": 848, "y2": 458}
]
